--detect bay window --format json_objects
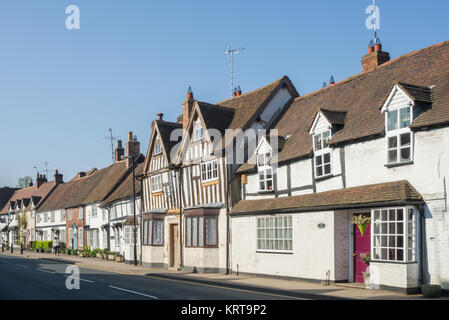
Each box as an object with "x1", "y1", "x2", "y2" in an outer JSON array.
[
  {"x1": 386, "y1": 106, "x2": 412, "y2": 164},
  {"x1": 372, "y1": 208, "x2": 416, "y2": 262},
  {"x1": 150, "y1": 174, "x2": 162, "y2": 193},
  {"x1": 258, "y1": 151, "x2": 273, "y2": 191},
  {"x1": 185, "y1": 215, "x2": 217, "y2": 247},
  {"x1": 313, "y1": 130, "x2": 332, "y2": 178},
  {"x1": 143, "y1": 219, "x2": 163, "y2": 246},
  {"x1": 201, "y1": 160, "x2": 218, "y2": 183},
  {"x1": 257, "y1": 216, "x2": 292, "y2": 252}
]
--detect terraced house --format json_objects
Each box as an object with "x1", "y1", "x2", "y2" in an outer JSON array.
[
  {"x1": 141, "y1": 77, "x2": 299, "y2": 271},
  {"x1": 231, "y1": 40, "x2": 449, "y2": 293}
]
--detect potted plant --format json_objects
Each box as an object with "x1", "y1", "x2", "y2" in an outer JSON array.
[
  {"x1": 108, "y1": 252, "x2": 116, "y2": 261},
  {"x1": 115, "y1": 254, "x2": 124, "y2": 262},
  {"x1": 360, "y1": 253, "x2": 371, "y2": 289},
  {"x1": 352, "y1": 214, "x2": 371, "y2": 237}
]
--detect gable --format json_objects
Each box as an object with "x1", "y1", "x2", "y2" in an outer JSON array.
[
  {"x1": 382, "y1": 84, "x2": 414, "y2": 113},
  {"x1": 310, "y1": 112, "x2": 331, "y2": 135}
]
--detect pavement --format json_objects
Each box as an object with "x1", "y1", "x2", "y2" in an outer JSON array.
[{"x1": 0, "y1": 250, "x2": 444, "y2": 300}]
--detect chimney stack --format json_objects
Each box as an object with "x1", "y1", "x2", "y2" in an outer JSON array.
[
  {"x1": 236, "y1": 85, "x2": 242, "y2": 96},
  {"x1": 36, "y1": 173, "x2": 47, "y2": 189},
  {"x1": 115, "y1": 140, "x2": 124, "y2": 162},
  {"x1": 362, "y1": 38, "x2": 390, "y2": 73},
  {"x1": 157, "y1": 113, "x2": 164, "y2": 121},
  {"x1": 182, "y1": 86, "x2": 195, "y2": 131},
  {"x1": 53, "y1": 170, "x2": 63, "y2": 185},
  {"x1": 126, "y1": 131, "x2": 140, "y2": 168}
]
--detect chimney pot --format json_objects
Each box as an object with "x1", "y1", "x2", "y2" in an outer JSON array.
[
  {"x1": 329, "y1": 76, "x2": 335, "y2": 85},
  {"x1": 236, "y1": 85, "x2": 242, "y2": 96},
  {"x1": 128, "y1": 131, "x2": 133, "y2": 141},
  {"x1": 368, "y1": 40, "x2": 375, "y2": 53},
  {"x1": 157, "y1": 113, "x2": 164, "y2": 121},
  {"x1": 186, "y1": 86, "x2": 194, "y2": 100}
]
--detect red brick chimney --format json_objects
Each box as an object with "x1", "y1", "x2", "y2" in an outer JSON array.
[
  {"x1": 126, "y1": 131, "x2": 140, "y2": 168},
  {"x1": 236, "y1": 85, "x2": 242, "y2": 96},
  {"x1": 53, "y1": 170, "x2": 63, "y2": 185},
  {"x1": 362, "y1": 38, "x2": 390, "y2": 73},
  {"x1": 36, "y1": 173, "x2": 47, "y2": 189},
  {"x1": 182, "y1": 86, "x2": 195, "y2": 131},
  {"x1": 115, "y1": 140, "x2": 124, "y2": 162}
]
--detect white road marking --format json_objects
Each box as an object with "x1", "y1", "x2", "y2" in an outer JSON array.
[
  {"x1": 36, "y1": 268, "x2": 55, "y2": 274},
  {"x1": 64, "y1": 275, "x2": 94, "y2": 283},
  {"x1": 109, "y1": 285, "x2": 158, "y2": 299},
  {"x1": 17, "y1": 264, "x2": 30, "y2": 268}
]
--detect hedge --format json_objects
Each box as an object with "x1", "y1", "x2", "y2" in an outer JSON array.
[{"x1": 29, "y1": 241, "x2": 53, "y2": 249}]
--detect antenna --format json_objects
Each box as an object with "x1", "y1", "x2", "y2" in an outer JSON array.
[
  {"x1": 103, "y1": 128, "x2": 119, "y2": 163},
  {"x1": 373, "y1": 0, "x2": 377, "y2": 40},
  {"x1": 43, "y1": 161, "x2": 51, "y2": 178},
  {"x1": 225, "y1": 45, "x2": 246, "y2": 97}
]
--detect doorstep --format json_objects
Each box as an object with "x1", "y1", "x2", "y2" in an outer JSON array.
[{"x1": 335, "y1": 283, "x2": 366, "y2": 290}]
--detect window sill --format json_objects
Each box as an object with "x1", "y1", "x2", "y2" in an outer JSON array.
[
  {"x1": 385, "y1": 161, "x2": 414, "y2": 168},
  {"x1": 315, "y1": 174, "x2": 333, "y2": 181},
  {"x1": 258, "y1": 190, "x2": 275, "y2": 194},
  {"x1": 370, "y1": 260, "x2": 418, "y2": 265},
  {"x1": 256, "y1": 250, "x2": 293, "y2": 255}
]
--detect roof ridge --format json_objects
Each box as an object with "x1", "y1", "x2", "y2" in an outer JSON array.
[
  {"x1": 216, "y1": 75, "x2": 287, "y2": 105},
  {"x1": 292, "y1": 40, "x2": 449, "y2": 104},
  {"x1": 197, "y1": 100, "x2": 235, "y2": 112}
]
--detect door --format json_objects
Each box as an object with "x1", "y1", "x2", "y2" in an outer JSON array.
[
  {"x1": 73, "y1": 226, "x2": 77, "y2": 250},
  {"x1": 170, "y1": 224, "x2": 180, "y2": 267},
  {"x1": 353, "y1": 213, "x2": 371, "y2": 283}
]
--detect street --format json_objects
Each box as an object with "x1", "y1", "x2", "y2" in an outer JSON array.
[{"x1": 0, "y1": 255, "x2": 300, "y2": 300}]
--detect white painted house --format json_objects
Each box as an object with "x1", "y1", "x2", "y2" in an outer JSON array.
[{"x1": 232, "y1": 40, "x2": 449, "y2": 293}]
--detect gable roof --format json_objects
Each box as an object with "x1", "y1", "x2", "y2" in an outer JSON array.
[
  {"x1": 100, "y1": 161, "x2": 144, "y2": 208},
  {"x1": 0, "y1": 181, "x2": 56, "y2": 214},
  {"x1": 0, "y1": 187, "x2": 17, "y2": 214},
  {"x1": 231, "y1": 180, "x2": 423, "y2": 215},
  {"x1": 239, "y1": 40, "x2": 449, "y2": 168}
]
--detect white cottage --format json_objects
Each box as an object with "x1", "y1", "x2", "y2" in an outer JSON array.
[{"x1": 232, "y1": 40, "x2": 449, "y2": 293}]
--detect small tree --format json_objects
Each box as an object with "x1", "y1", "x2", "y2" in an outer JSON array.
[{"x1": 17, "y1": 176, "x2": 33, "y2": 188}]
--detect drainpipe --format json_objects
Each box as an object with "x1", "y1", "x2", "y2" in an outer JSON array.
[
  {"x1": 419, "y1": 204, "x2": 427, "y2": 286},
  {"x1": 178, "y1": 167, "x2": 184, "y2": 269},
  {"x1": 135, "y1": 175, "x2": 144, "y2": 266},
  {"x1": 225, "y1": 162, "x2": 232, "y2": 275}
]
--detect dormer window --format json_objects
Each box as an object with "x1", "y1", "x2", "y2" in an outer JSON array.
[
  {"x1": 386, "y1": 106, "x2": 412, "y2": 164},
  {"x1": 154, "y1": 139, "x2": 162, "y2": 155},
  {"x1": 313, "y1": 130, "x2": 332, "y2": 178},
  {"x1": 258, "y1": 151, "x2": 273, "y2": 191}
]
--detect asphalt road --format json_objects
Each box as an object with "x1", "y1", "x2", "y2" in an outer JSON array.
[{"x1": 0, "y1": 255, "x2": 301, "y2": 300}]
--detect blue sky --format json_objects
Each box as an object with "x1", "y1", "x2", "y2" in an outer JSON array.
[{"x1": 0, "y1": 0, "x2": 448, "y2": 187}]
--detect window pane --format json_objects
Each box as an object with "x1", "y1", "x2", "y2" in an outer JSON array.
[
  {"x1": 401, "y1": 147, "x2": 411, "y2": 161},
  {"x1": 397, "y1": 209, "x2": 404, "y2": 221},
  {"x1": 324, "y1": 164, "x2": 331, "y2": 175},
  {"x1": 192, "y1": 218, "x2": 198, "y2": 246},
  {"x1": 397, "y1": 236, "x2": 403, "y2": 247},
  {"x1": 186, "y1": 218, "x2": 191, "y2": 246},
  {"x1": 314, "y1": 135, "x2": 322, "y2": 151},
  {"x1": 397, "y1": 249, "x2": 404, "y2": 261},
  {"x1": 400, "y1": 107, "x2": 411, "y2": 128},
  {"x1": 400, "y1": 133, "x2": 411, "y2": 146},
  {"x1": 316, "y1": 166, "x2": 323, "y2": 177},
  {"x1": 389, "y1": 249, "x2": 396, "y2": 260},
  {"x1": 153, "y1": 220, "x2": 163, "y2": 245},
  {"x1": 206, "y1": 217, "x2": 217, "y2": 246},
  {"x1": 322, "y1": 131, "x2": 330, "y2": 148},
  {"x1": 389, "y1": 210, "x2": 396, "y2": 221},
  {"x1": 148, "y1": 220, "x2": 153, "y2": 245},
  {"x1": 388, "y1": 136, "x2": 397, "y2": 148},
  {"x1": 388, "y1": 150, "x2": 398, "y2": 163},
  {"x1": 387, "y1": 110, "x2": 398, "y2": 131},
  {"x1": 198, "y1": 217, "x2": 204, "y2": 247},
  {"x1": 323, "y1": 153, "x2": 331, "y2": 164},
  {"x1": 389, "y1": 223, "x2": 396, "y2": 234}
]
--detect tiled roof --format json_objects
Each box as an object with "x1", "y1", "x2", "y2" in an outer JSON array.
[
  {"x1": 396, "y1": 82, "x2": 433, "y2": 104},
  {"x1": 320, "y1": 109, "x2": 347, "y2": 126},
  {"x1": 216, "y1": 76, "x2": 299, "y2": 130},
  {"x1": 231, "y1": 180, "x2": 423, "y2": 215},
  {"x1": 197, "y1": 101, "x2": 235, "y2": 136},
  {"x1": 156, "y1": 120, "x2": 182, "y2": 163},
  {"x1": 239, "y1": 41, "x2": 449, "y2": 166},
  {"x1": 0, "y1": 181, "x2": 56, "y2": 214},
  {"x1": 0, "y1": 187, "x2": 17, "y2": 214},
  {"x1": 100, "y1": 161, "x2": 144, "y2": 208}
]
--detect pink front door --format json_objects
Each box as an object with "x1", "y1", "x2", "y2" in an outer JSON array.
[{"x1": 353, "y1": 214, "x2": 371, "y2": 283}]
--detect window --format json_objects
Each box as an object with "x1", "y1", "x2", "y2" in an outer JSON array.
[
  {"x1": 44, "y1": 212, "x2": 48, "y2": 222},
  {"x1": 78, "y1": 228, "x2": 84, "y2": 248},
  {"x1": 257, "y1": 152, "x2": 273, "y2": 191},
  {"x1": 185, "y1": 216, "x2": 217, "y2": 247},
  {"x1": 154, "y1": 140, "x2": 162, "y2": 155},
  {"x1": 103, "y1": 229, "x2": 108, "y2": 248},
  {"x1": 201, "y1": 160, "x2": 218, "y2": 183},
  {"x1": 151, "y1": 174, "x2": 162, "y2": 193},
  {"x1": 313, "y1": 130, "x2": 332, "y2": 178},
  {"x1": 386, "y1": 106, "x2": 413, "y2": 164},
  {"x1": 51, "y1": 211, "x2": 55, "y2": 223},
  {"x1": 143, "y1": 219, "x2": 163, "y2": 245},
  {"x1": 257, "y1": 216, "x2": 292, "y2": 252},
  {"x1": 372, "y1": 208, "x2": 416, "y2": 262},
  {"x1": 193, "y1": 127, "x2": 204, "y2": 142},
  {"x1": 91, "y1": 206, "x2": 97, "y2": 218},
  {"x1": 60, "y1": 230, "x2": 66, "y2": 244},
  {"x1": 78, "y1": 207, "x2": 84, "y2": 220},
  {"x1": 87, "y1": 229, "x2": 99, "y2": 248},
  {"x1": 60, "y1": 209, "x2": 66, "y2": 221},
  {"x1": 68, "y1": 209, "x2": 73, "y2": 221},
  {"x1": 102, "y1": 209, "x2": 107, "y2": 222}
]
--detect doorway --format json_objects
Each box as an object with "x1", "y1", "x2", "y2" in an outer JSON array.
[
  {"x1": 353, "y1": 213, "x2": 371, "y2": 283},
  {"x1": 169, "y1": 224, "x2": 180, "y2": 267}
]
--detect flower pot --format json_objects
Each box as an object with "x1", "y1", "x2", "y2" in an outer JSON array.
[
  {"x1": 116, "y1": 256, "x2": 124, "y2": 262},
  {"x1": 108, "y1": 254, "x2": 115, "y2": 261},
  {"x1": 421, "y1": 284, "x2": 442, "y2": 298},
  {"x1": 358, "y1": 223, "x2": 369, "y2": 237},
  {"x1": 362, "y1": 272, "x2": 371, "y2": 289}
]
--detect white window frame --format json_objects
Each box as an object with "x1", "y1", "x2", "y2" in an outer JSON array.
[
  {"x1": 313, "y1": 130, "x2": 332, "y2": 178},
  {"x1": 154, "y1": 140, "x2": 162, "y2": 155},
  {"x1": 91, "y1": 206, "x2": 97, "y2": 218},
  {"x1": 78, "y1": 228, "x2": 84, "y2": 248},
  {"x1": 200, "y1": 160, "x2": 218, "y2": 183},
  {"x1": 78, "y1": 207, "x2": 84, "y2": 220},
  {"x1": 51, "y1": 211, "x2": 55, "y2": 223},
  {"x1": 150, "y1": 174, "x2": 162, "y2": 193},
  {"x1": 371, "y1": 207, "x2": 417, "y2": 263},
  {"x1": 60, "y1": 209, "x2": 66, "y2": 222},
  {"x1": 193, "y1": 127, "x2": 204, "y2": 142},
  {"x1": 68, "y1": 209, "x2": 72, "y2": 221},
  {"x1": 385, "y1": 106, "x2": 413, "y2": 165},
  {"x1": 257, "y1": 151, "x2": 273, "y2": 192},
  {"x1": 256, "y1": 216, "x2": 293, "y2": 253}
]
